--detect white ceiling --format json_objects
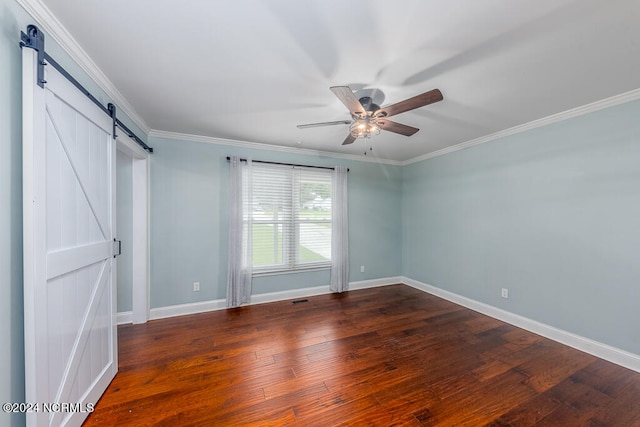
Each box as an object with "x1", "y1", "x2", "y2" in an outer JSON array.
[{"x1": 38, "y1": 0, "x2": 640, "y2": 162}]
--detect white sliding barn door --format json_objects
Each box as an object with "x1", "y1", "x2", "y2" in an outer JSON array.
[{"x1": 23, "y1": 48, "x2": 117, "y2": 427}]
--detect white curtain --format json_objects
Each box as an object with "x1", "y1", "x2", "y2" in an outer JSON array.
[
  {"x1": 226, "y1": 156, "x2": 252, "y2": 307},
  {"x1": 330, "y1": 165, "x2": 349, "y2": 293}
]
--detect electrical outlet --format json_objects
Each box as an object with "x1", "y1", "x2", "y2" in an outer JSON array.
[
  {"x1": 501, "y1": 288, "x2": 509, "y2": 299},
  {"x1": 193, "y1": 281, "x2": 200, "y2": 292},
  {"x1": 360, "y1": 265, "x2": 365, "y2": 273}
]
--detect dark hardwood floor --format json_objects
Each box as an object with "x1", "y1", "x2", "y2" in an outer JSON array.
[{"x1": 84, "y1": 284, "x2": 640, "y2": 426}]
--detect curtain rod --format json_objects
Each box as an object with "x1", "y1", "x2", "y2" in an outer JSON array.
[{"x1": 226, "y1": 157, "x2": 348, "y2": 172}]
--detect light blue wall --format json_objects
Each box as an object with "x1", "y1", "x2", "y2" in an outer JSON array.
[
  {"x1": 403, "y1": 100, "x2": 640, "y2": 355},
  {"x1": 116, "y1": 150, "x2": 133, "y2": 312},
  {"x1": 1, "y1": 1, "x2": 27, "y2": 425},
  {"x1": 149, "y1": 136, "x2": 403, "y2": 308}
]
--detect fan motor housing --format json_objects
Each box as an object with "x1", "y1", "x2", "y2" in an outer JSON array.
[{"x1": 358, "y1": 96, "x2": 380, "y2": 112}]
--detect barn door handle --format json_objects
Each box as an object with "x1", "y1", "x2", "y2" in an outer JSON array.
[{"x1": 113, "y1": 239, "x2": 121, "y2": 258}]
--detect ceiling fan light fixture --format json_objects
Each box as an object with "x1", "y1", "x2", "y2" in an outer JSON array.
[
  {"x1": 298, "y1": 86, "x2": 442, "y2": 147},
  {"x1": 350, "y1": 116, "x2": 382, "y2": 139}
]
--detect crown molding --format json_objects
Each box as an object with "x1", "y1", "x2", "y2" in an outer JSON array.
[
  {"x1": 148, "y1": 129, "x2": 405, "y2": 166},
  {"x1": 149, "y1": 89, "x2": 640, "y2": 166},
  {"x1": 403, "y1": 88, "x2": 640, "y2": 166},
  {"x1": 16, "y1": 0, "x2": 151, "y2": 136},
  {"x1": 17, "y1": 0, "x2": 640, "y2": 165},
  {"x1": 151, "y1": 86, "x2": 640, "y2": 166}
]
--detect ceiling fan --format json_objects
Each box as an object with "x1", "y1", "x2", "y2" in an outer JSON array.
[{"x1": 297, "y1": 86, "x2": 443, "y2": 146}]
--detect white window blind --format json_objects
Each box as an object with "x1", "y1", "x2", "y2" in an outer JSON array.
[{"x1": 251, "y1": 164, "x2": 332, "y2": 272}]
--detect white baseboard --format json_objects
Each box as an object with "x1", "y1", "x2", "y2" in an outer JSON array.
[
  {"x1": 350, "y1": 276, "x2": 404, "y2": 290},
  {"x1": 117, "y1": 311, "x2": 132, "y2": 325},
  {"x1": 249, "y1": 284, "x2": 329, "y2": 305},
  {"x1": 250, "y1": 276, "x2": 404, "y2": 304},
  {"x1": 117, "y1": 276, "x2": 404, "y2": 323},
  {"x1": 149, "y1": 299, "x2": 227, "y2": 321},
  {"x1": 400, "y1": 276, "x2": 640, "y2": 373}
]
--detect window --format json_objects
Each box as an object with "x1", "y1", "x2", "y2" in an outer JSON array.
[{"x1": 251, "y1": 164, "x2": 332, "y2": 272}]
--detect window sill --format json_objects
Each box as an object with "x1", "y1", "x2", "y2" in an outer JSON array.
[{"x1": 252, "y1": 265, "x2": 331, "y2": 277}]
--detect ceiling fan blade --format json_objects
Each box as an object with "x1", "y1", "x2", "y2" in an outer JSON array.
[
  {"x1": 330, "y1": 86, "x2": 366, "y2": 115},
  {"x1": 376, "y1": 88, "x2": 443, "y2": 118},
  {"x1": 378, "y1": 119, "x2": 419, "y2": 136},
  {"x1": 297, "y1": 120, "x2": 352, "y2": 129},
  {"x1": 342, "y1": 133, "x2": 357, "y2": 145}
]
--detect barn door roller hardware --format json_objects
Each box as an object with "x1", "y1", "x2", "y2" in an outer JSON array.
[
  {"x1": 108, "y1": 103, "x2": 117, "y2": 141},
  {"x1": 20, "y1": 24, "x2": 46, "y2": 88},
  {"x1": 19, "y1": 24, "x2": 154, "y2": 153}
]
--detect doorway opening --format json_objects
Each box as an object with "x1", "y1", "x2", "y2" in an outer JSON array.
[{"x1": 116, "y1": 133, "x2": 150, "y2": 324}]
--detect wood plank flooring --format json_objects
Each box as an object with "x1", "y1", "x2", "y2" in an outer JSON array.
[{"x1": 83, "y1": 284, "x2": 640, "y2": 426}]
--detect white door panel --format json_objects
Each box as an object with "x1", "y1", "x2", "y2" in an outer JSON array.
[
  {"x1": 47, "y1": 241, "x2": 112, "y2": 280},
  {"x1": 23, "y1": 47, "x2": 117, "y2": 427}
]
